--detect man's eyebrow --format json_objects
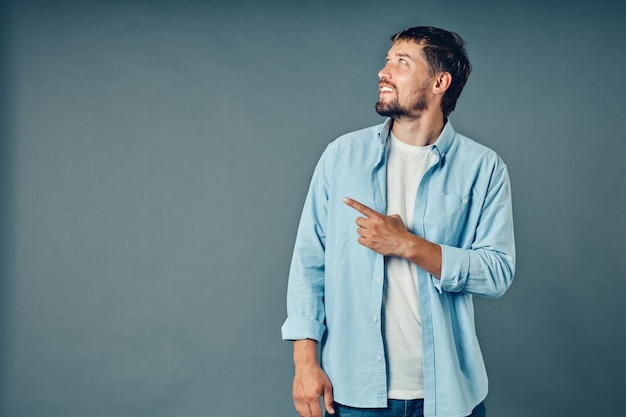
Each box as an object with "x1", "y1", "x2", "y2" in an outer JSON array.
[{"x1": 391, "y1": 52, "x2": 414, "y2": 60}]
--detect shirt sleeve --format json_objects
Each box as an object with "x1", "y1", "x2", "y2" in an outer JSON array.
[
  {"x1": 281, "y1": 146, "x2": 332, "y2": 342},
  {"x1": 435, "y1": 159, "x2": 516, "y2": 298}
]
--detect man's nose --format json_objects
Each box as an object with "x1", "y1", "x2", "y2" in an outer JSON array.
[{"x1": 378, "y1": 65, "x2": 391, "y2": 80}]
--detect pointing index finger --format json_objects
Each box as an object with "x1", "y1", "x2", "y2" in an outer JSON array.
[{"x1": 343, "y1": 197, "x2": 379, "y2": 218}]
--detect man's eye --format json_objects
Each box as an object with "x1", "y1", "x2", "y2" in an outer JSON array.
[{"x1": 399, "y1": 59, "x2": 407, "y2": 64}]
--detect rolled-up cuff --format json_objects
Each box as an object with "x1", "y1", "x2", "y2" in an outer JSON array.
[
  {"x1": 281, "y1": 317, "x2": 326, "y2": 342},
  {"x1": 434, "y1": 244, "x2": 470, "y2": 293}
]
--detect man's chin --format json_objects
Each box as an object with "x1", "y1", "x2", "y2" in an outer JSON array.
[{"x1": 376, "y1": 104, "x2": 401, "y2": 118}]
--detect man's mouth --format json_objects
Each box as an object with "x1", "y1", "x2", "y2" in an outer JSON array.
[{"x1": 379, "y1": 84, "x2": 395, "y2": 94}]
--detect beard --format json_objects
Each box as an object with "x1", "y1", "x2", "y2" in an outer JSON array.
[{"x1": 375, "y1": 83, "x2": 429, "y2": 119}]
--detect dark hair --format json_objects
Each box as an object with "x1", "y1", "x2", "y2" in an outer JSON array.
[{"x1": 391, "y1": 26, "x2": 472, "y2": 117}]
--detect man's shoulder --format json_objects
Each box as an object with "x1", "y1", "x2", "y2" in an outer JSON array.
[
  {"x1": 332, "y1": 122, "x2": 384, "y2": 145},
  {"x1": 451, "y1": 131, "x2": 504, "y2": 165},
  {"x1": 315, "y1": 122, "x2": 385, "y2": 168},
  {"x1": 322, "y1": 122, "x2": 386, "y2": 159}
]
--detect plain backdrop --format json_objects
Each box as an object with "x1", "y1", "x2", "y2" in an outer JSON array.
[{"x1": 1, "y1": 0, "x2": 625, "y2": 416}]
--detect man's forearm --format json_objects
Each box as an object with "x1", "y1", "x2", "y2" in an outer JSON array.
[
  {"x1": 399, "y1": 233, "x2": 442, "y2": 278},
  {"x1": 293, "y1": 339, "x2": 319, "y2": 368}
]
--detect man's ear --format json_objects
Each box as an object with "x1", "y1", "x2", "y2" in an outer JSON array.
[{"x1": 433, "y1": 72, "x2": 452, "y2": 95}]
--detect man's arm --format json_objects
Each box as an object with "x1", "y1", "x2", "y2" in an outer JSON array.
[
  {"x1": 343, "y1": 197, "x2": 442, "y2": 278},
  {"x1": 283, "y1": 147, "x2": 335, "y2": 417},
  {"x1": 344, "y1": 188, "x2": 515, "y2": 298},
  {"x1": 292, "y1": 339, "x2": 335, "y2": 417}
]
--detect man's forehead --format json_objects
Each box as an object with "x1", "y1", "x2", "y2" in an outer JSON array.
[{"x1": 387, "y1": 40, "x2": 424, "y2": 58}]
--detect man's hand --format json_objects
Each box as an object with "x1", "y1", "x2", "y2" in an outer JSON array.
[
  {"x1": 344, "y1": 197, "x2": 442, "y2": 277},
  {"x1": 293, "y1": 363, "x2": 334, "y2": 417},
  {"x1": 343, "y1": 197, "x2": 413, "y2": 257},
  {"x1": 293, "y1": 340, "x2": 335, "y2": 417}
]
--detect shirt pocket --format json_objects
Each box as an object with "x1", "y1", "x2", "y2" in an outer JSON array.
[{"x1": 423, "y1": 193, "x2": 474, "y2": 247}]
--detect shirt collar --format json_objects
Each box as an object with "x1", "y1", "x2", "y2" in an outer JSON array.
[
  {"x1": 431, "y1": 119, "x2": 456, "y2": 160},
  {"x1": 377, "y1": 117, "x2": 456, "y2": 160},
  {"x1": 377, "y1": 118, "x2": 394, "y2": 145}
]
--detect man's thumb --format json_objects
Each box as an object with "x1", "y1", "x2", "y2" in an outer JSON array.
[{"x1": 323, "y1": 384, "x2": 335, "y2": 414}]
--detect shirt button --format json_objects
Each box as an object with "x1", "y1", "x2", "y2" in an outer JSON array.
[
  {"x1": 462, "y1": 197, "x2": 468, "y2": 204},
  {"x1": 377, "y1": 355, "x2": 383, "y2": 361},
  {"x1": 376, "y1": 277, "x2": 382, "y2": 283},
  {"x1": 373, "y1": 316, "x2": 379, "y2": 322}
]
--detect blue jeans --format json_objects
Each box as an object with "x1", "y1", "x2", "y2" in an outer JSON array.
[{"x1": 328, "y1": 400, "x2": 486, "y2": 417}]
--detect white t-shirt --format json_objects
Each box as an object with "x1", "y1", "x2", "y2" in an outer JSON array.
[{"x1": 384, "y1": 133, "x2": 436, "y2": 400}]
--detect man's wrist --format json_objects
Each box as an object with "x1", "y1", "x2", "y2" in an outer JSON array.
[
  {"x1": 399, "y1": 232, "x2": 421, "y2": 261},
  {"x1": 293, "y1": 339, "x2": 319, "y2": 368},
  {"x1": 399, "y1": 233, "x2": 442, "y2": 277}
]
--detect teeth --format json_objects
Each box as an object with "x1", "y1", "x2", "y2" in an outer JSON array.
[{"x1": 381, "y1": 86, "x2": 394, "y2": 92}]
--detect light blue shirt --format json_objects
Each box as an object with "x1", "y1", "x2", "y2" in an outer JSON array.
[{"x1": 281, "y1": 118, "x2": 515, "y2": 417}]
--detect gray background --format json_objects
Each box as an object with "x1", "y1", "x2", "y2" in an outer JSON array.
[{"x1": 1, "y1": 0, "x2": 625, "y2": 416}]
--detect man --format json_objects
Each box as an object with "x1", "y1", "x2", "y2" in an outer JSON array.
[{"x1": 281, "y1": 26, "x2": 515, "y2": 417}]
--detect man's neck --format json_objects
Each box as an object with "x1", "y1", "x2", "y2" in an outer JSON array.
[{"x1": 390, "y1": 111, "x2": 445, "y2": 147}]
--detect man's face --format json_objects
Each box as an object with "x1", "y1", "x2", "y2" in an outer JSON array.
[{"x1": 375, "y1": 40, "x2": 434, "y2": 120}]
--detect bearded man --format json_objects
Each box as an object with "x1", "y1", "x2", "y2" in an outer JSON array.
[{"x1": 282, "y1": 26, "x2": 515, "y2": 417}]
